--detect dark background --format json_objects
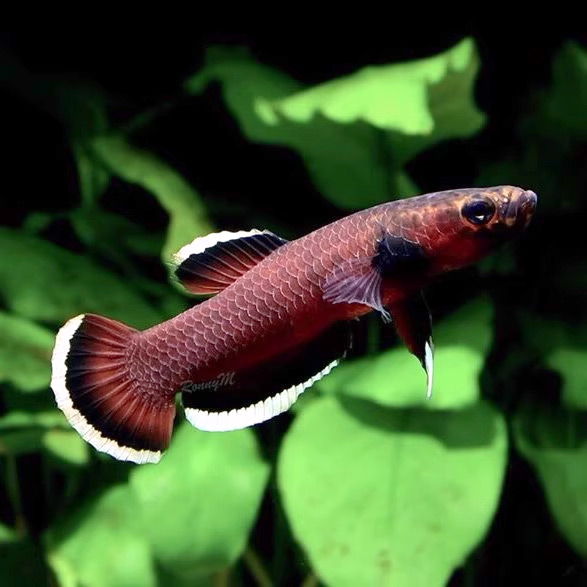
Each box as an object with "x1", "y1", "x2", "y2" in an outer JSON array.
[{"x1": 2, "y1": 29, "x2": 576, "y2": 230}]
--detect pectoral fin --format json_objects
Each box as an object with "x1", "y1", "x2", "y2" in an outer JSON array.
[
  {"x1": 322, "y1": 232, "x2": 429, "y2": 321},
  {"x1": 387, "y1": 291, "x2": 434, "y2": 399},
  {"x1": 322, "y1": 257, "x2": 389, "y2": 319}
]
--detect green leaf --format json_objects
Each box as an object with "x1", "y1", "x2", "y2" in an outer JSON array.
[
  {"x1": 74, "y1": 143, "x2": 112, "y2": 206},
  {"x1": 0, "y1": 410, "x2": 68, "y2": 431},
  {"x1": 67, "y1": 206, "x2": 186, "y2": 315},
  {"x1": 279, "y1": 397, "x2": 507, "y2": 587},
  {"x1": 186, "y1": 46, "x2": 301, "y2": 139},
  {"x1": 530, "y1": 42, "x2": 587, "y2": 139},
  {"x1": 0, "y1": 429, "x2": 45, "y2": 456},
  {"x1": 0, "y1": 522, "x2": 17, "y2": 543},
  {"x1": 89, "y1": 135, "x2": 213, "y2": 264},
  {"x1": 0, "y1": 311, "x2": 54, "y2": 392},
  {"x1": 318, "y1": 298, "x2": 493, "y2": 409},
  {"x1": 515, "y1": 405, "x2": 587, "y2": 556},
  {"x1": 519, "y1": 315, "x2": 587, "y2": 408},
  {"x1": 0, "y1": 411, "x2": 63, "y2": 456},
  {"x1": 57, "y1": 84, "x2": 111, "y2": 206},
  {"x1": 546, "y1": 347, "x2": 587, "y2": 409},
  {"x1": 0, "y1": 228, "x2": 161, "y2": 328},
  {"x1": 69, "y1": 207, "x2": 163, "y2": 263},
  {"x1": 44, "y1": 427, "x2": 261, "y2": 587},
  {"x1": 47, "y1": 485, "x2": 156, "y2": 587},
  {"x1": 188, "y1": 40, "x2": 483, "y2": 208},
  {"x1": 0, "y1": 410, "x2": 85, "y2": 460},
  {"x1": 187, "y1": 46, "x2": 396, "y2": 208},
  {"x1": 129, "y1": 423, "x2": 269, "y2": 580},
  {"x1": 259, "y1": 38, "x2": 482, "y2": 147},
  {"x1": 42, "y1": 429, "x2": 89, "y2": 466}
]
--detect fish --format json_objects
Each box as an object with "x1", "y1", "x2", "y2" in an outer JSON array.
[{"x1": 50, "y1": 185, "x2": 537, "y2": 464}]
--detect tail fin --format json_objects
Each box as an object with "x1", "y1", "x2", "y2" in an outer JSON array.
[{"x1": 50, "y1": 314, "x2": 175, "y2": 464}]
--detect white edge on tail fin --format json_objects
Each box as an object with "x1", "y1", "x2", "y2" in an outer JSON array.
[
  {"x1": 172, "y1": 229, "x2": 267, "y2": 265},
  {"x1": 184, "y1": 358, "x2": 340, "y2": 432},
  {"x1": 50, "y1": 315, "x2": 162, "y2": 465}
]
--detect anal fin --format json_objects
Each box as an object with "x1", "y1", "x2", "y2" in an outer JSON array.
[{"x1": 182, "y1": 322, "x2": 351, "y2": 431}]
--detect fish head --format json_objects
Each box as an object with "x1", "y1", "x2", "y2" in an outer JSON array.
[
  {"x1": 421, "y1": 185, "x2": 537, "y2": 272},
  {"x1": 459, "y1": 185, "x2": 537, "y2": 233}
]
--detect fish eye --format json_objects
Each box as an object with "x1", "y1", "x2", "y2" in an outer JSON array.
[{"x1": 462, "y1": 199, "x2": 496, "y2": 225}]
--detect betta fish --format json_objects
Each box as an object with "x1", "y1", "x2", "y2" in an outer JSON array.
[{"x1": 51, "y1": 186, "x2": 536, "y2": 464}]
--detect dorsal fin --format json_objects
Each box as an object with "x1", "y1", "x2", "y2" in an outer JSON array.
[{"x1": 173, "y1": 229, "x2": 288, "y2": 295}]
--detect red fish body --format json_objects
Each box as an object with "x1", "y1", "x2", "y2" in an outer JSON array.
[{"x1": 51, "y1": 186, "x2": 536, "y2": 463}]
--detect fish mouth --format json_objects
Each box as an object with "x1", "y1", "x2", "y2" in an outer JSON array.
[{"x1": 505, "y1": 189, "x2": 537, "y2": 229}]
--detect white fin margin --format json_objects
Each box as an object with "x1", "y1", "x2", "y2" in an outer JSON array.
[
  {"x1": 173, "y1": 229, "x2": 268, "y2": 266},
  {"x1": 50, "y1": 315, "x2": 161, "y2": 465},
  {"x1": 185, "y1": 359, "x2": 340, "y2": 432},
  {"x1": 424, "y1": 338, "x2": 434, "y2": 400}
]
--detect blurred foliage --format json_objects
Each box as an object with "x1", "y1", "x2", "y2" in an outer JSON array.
[
  {"x1": 187, "y1": 38, "x2": 483, "y2": 209},
  {"x1": 0, "y1": 312, "x2": 54, "y2": 392},
  {"x1": 1, "y1": 34, "x2": 586, "y2": 586},
  {"x1": 515, "y1": 405, "x2": 587, "y2": 558},
  {"x1": 0, "y1": 229, "x2": 163, "y2": 327},
  {"x1": 89, "y1": 135, "x2": 213, "y2": 265},
  {"x1": 279, "y1": 399, "x2": 506, "y2": 587},
  {"x1": 47, "y1": 425, "x2": 268, "y2": 587}
]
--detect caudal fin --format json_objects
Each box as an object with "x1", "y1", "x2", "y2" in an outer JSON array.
[{"x1": 50, "y1": 314, "x2": 175, "y2": 464}]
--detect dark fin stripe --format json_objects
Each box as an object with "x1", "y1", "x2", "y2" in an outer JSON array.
[
  {"x1": 72, "y1": 378, "x2": 127, "y2": 402},
  {"x1": 182, "y1": 322, "x2": 351, "y2": 431},
  {"x1": 173, "y1": 230, "x2": 288, "y2": 295},
  {"x1": 80, "y1": 315, "x2": 130, "y2": 343},
  {"x1": 388, "y1": 291, "x2": 434, "y2": 398},
  {"x1": 51, "y1": 314, "x2": 176, "y2": 464},
  {"x1": 222, "y1": 239, "x2": 260, "y2": 266},
  {"x1": 201, "y1": 246, "x2": 251, "y2": 274},
  {"x1": 185, "y1": 256, "x2": 239, "y2": 281}
]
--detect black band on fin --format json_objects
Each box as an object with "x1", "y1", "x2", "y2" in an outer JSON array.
[{"x1": 182, "y1": 322, "x2": 351, "y2": 430}]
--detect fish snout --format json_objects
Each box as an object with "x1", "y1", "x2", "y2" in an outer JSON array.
[
  {"x1": 503, "y1": 188, "x2": 537, "y2": 229},
  {"x1": 518, "y1": 189, "x2": 537, "y2": 228}
]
